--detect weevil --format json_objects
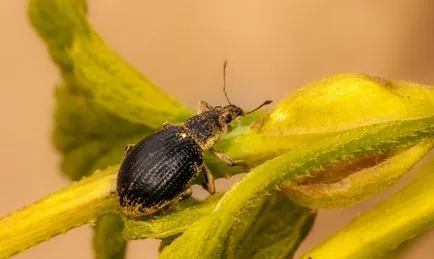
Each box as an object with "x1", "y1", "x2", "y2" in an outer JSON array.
[{"x1": 116, "y1": 61, "x2": 272, "y2": 218}]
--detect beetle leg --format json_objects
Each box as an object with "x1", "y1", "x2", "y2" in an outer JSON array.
[
  {"x1": 197, "y1": 101, "x2": 214, "y2": 114},
  {"x1": 124, "y1": 144, "x2": 135, "y2": 155},
  {"x1": 210, "y1": 149, "x2": 249, "y2": 169},
  {"x1": 201, "y1": 164, "x2": 216, "y2": 194},
  {"x1": 179, "y1": 187, "x2": 193, "y2": 201}
]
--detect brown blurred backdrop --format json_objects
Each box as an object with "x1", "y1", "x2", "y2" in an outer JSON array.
[{"x1": 1, "y1": 0, "x2": 434, "y2": 258}]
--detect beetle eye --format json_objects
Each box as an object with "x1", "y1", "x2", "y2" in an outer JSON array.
[{"x1": 223, "y1": 114, "x2": 232, "y2": 123}]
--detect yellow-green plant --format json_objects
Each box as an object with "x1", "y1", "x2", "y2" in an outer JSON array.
[{"x1": 1, "y1": 0, "x2": 434, "y2": 258}]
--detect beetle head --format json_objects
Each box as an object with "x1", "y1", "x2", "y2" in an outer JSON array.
[
  {"x1": 218, "y1": 100, "x2": 272, "y2": 126},
  {"x1": 218, "y1": 104, "x2": 244, "y2": 125}
]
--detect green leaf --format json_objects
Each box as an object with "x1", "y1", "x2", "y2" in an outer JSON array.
[
  {"x1": 301, "y1": 156, "x2": 434, "y2": 259},
  {"x1": 94, "y1": 213, "x2": 127, "y2": 259},
  {"x1": 69, "y1": 33, "x2": 192, "y2": 127},
  {"x1": 29, "y1": 0, "x2": 192, "y2": 129},
  {"x1": 231, "y1": 192, "x2": 316, "y2": 259},
  {"x1": 53, "y1": 85, "x2": 152, "y2": 180}
]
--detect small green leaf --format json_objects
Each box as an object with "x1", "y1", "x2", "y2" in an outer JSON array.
[
  {"x1": 94, "y1": 213, "x2": 127, "y2": 259},
  {"x1": 232, "y1": 192, "x2": 316, "y2": 259}
]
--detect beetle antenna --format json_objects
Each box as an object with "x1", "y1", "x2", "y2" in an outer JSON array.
[
  {"x1": 245, "y1": 100, "x2": 273, "y2": 115},
  {"x1": 222, "y1": 60, "x2": 232, "y2": 105}
]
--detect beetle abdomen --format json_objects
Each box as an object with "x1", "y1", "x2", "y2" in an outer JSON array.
[{"x1": 117, "y1": 125, "x2": 203, "y2": 217}]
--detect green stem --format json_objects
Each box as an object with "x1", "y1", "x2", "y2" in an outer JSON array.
[
  {"x1": 123, "y1": 193, "x2": 225, "y2": 240},
  {"x1": 301, "y1": 157, "x2": 434, "y2": 259},
  {"x1": 0, "y1": 167, "x2": 119, "y2": 258}
]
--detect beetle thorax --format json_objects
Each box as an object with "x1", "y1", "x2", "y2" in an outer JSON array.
[{"x1": 184, "y1": 105, "x2": 244, "y2": 149}]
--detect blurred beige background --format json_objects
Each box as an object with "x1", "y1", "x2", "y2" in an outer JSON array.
[{"x1": 1, "y1": 0, "x2": 434, "y2": 258}]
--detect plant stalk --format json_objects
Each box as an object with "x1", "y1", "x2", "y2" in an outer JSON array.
[{"x1": 0, "y1": 167, "x2": 119, "y2": 258}]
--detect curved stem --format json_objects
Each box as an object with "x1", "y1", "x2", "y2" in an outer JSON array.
[{"x1": 0, "y1": 166, "x2": 119, "y2": 258}]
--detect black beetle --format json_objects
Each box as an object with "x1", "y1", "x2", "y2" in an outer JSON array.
[{"x1": 116, "y1": 61, "x2": 272, "y2": 218}]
